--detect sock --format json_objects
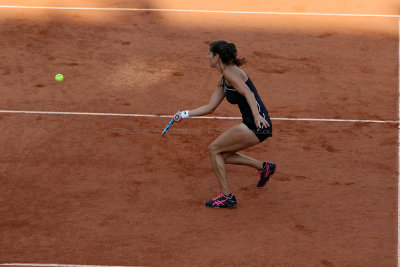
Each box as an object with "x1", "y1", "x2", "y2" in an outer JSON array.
[
  {"x1": 223, "y1": 193, "x2": 232, "y2": 198},
  {"x1": 259, "y1": 162, "x2": 267, "y2": 171}
]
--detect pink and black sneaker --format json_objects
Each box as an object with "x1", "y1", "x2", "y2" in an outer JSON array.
[
  {"x1": 257, "y1": 162, "x2": 277, "y2": 188},
  {"x1": 204, "y1": 192, "x2": 237, "y2": 208}
]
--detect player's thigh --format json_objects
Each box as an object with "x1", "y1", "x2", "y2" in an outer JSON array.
[{"x1": 208, "y1": 123, "x2": 260, "y2": 154}]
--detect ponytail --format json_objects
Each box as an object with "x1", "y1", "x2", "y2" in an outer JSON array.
[{"x1": 209, "y1": 40, "x2": 247, "y2": 66}]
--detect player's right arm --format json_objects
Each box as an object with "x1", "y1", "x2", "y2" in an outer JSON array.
[{"x1": 175, "y1": 76, "x2": 225, "y2": 121}]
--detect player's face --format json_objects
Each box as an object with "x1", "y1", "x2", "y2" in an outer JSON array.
[{"x1": 207, "y1": 50, "x2": 218, "y2": 68}]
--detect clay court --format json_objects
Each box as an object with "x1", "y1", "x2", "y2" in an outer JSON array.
[{"x1": 0, "y1": 1, "x2": 399, "y2": 266}]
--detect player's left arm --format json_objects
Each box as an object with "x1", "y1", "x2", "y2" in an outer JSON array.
[{"x1": 223, "y1": 68, "x2": 269, "y2": 129}]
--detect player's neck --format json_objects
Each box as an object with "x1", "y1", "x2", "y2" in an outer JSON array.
[{"x1": 216, "y1": 60, "x2": 225, "y2": 73}]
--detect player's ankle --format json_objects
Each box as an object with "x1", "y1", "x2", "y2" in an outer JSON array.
[{"x1": 258, "y1": 162, "x2": 267, "y2": 171}]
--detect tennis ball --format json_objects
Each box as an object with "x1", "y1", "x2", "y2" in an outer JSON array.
[{"x1": 55, "y1": 74, "x2": 64, "y2": 82}]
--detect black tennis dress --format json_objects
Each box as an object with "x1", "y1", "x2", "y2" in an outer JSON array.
[{"x1": 221, "y1": 74, "x2": 272, "y2": 142}]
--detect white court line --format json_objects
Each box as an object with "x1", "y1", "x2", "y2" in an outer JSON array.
[
  {"x1": 0, "y1": 110, "x2": 397, "y2": 124},
  {"x1": 0, "y1": 264, "x2": 143, "y2": 267},
  {"x1": 0, "y1": 6, "x2": 399, "y2": 18}
]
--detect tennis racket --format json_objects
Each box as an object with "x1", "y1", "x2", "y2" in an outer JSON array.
[{"x1": 162, "y1": 114, "x2": 180, "y2": 136}]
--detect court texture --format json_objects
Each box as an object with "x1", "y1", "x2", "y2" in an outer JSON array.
[{"x1": 0, "y1": 0, "x2": 399, "y2": 266}]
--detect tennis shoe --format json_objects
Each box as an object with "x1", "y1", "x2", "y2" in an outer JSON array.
[
  {"x1": 204, "y1": 191, "x2": 237, "y2": 208},
  {"x1": 257, "y1": 162, "x2": 276, "y2": 188}
]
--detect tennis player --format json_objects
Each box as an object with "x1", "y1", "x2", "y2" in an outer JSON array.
[{"x1": 175, "y1": 40, "x2": 276, "y2": 208}]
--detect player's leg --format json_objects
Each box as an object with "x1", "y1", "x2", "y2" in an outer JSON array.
[
  {"x1": 221, "y1": 152, "x2": 264, "y2": 170},
  {"x1": 220, "y1": 137, "x2": 276, "y2": 189},
  {"x1": 207, "y1": 123, "x2": 260, "y2": 196}
]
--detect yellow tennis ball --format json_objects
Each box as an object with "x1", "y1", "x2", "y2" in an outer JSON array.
[{"x1": 55, "y1": 74, "x2": 64, "y2": 82}]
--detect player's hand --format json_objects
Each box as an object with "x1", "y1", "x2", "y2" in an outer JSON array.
[
  {"x1": 254, "y1": 114, "x2": 269, "y2": 129},
  {"x1": 174, "y1": 111, "x2": 182, "y2": 122}
]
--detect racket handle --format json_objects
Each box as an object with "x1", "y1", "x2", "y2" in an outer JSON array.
[{"x1": 174, "y1": 114, "x2": 180, "y2": 121}]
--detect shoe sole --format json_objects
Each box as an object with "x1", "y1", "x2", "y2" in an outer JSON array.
[
  {"x1": 257, "y1": 163, "x2": 277, "y2": 189},
  {"x1": 204, "y1": 202, "x2": 238, "y2": 209}
]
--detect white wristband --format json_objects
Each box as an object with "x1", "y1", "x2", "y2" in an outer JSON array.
[{"x1": 181, "y1": 110, "x2": 190, "y2": 119}]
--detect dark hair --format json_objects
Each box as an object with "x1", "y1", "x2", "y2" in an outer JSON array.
[{"x1": 209, "y1": 40, "x2": 247, "y2": 66}]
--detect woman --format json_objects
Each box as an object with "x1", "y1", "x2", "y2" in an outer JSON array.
[{"x1": 174, "y1": 40, "x2": 276, "y2": 208}]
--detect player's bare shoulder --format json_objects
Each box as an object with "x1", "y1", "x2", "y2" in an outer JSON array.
[{"x1": 223, "y1": 65, "x2": 247, "y2": 84}]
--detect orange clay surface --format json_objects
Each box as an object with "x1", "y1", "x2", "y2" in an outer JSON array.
[{"x1": 0, "y1": 1, "x2": 399, "y2": 266}]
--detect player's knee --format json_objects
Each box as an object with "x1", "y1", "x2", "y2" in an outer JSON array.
[{"x1": 208, "y1": 143, "x2": 220, "y2": 156}]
